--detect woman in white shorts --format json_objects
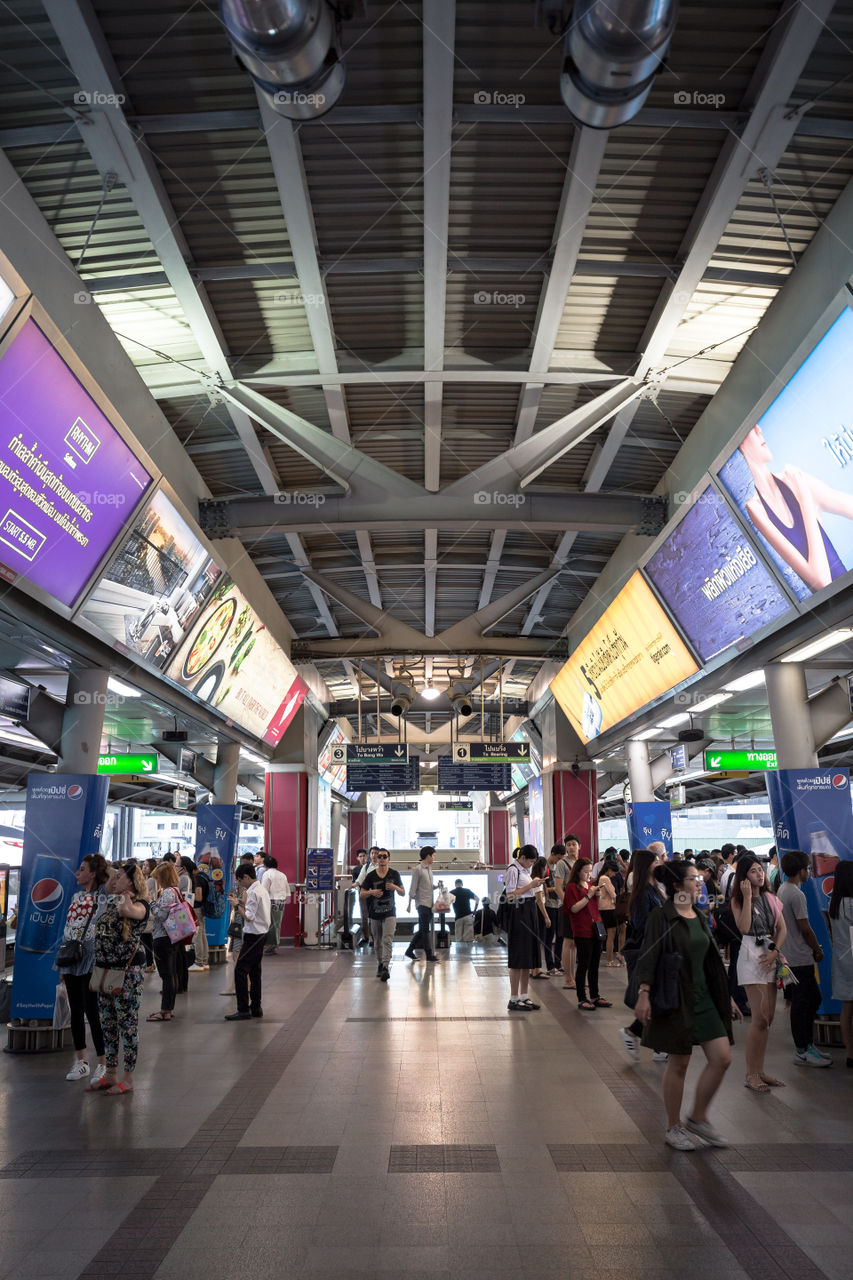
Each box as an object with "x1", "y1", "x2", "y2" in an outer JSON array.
[{"x1": 731, "y1": 854, "x2": 787, "y2": 1093}]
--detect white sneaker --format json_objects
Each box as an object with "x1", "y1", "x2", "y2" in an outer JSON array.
[
  {"x1": 91, "y1": 1064, "x2": 106, "y2": 1083},
  {"x1": 665, "y1": 1125, "x2": 697, "y2": 1151},
  {"x1": 685, "y1": 1116, "x2": 728, "y2": 1148},
  {"x1": 187, "y1": 964, "x2": 206, "y2": 972},
  {"x1": 653, "y1": 1051, "x2": 669, "y2": 1063},
  {"x1": 66, "y1": 1060, "x2": 89, "y2": 1081},
  {"x1": 793, "y1": 1045, "x2": 832, "y2": 1067},
  {"x1": 620, "y1": 1027, "x2": 640, "y2": 1061}
]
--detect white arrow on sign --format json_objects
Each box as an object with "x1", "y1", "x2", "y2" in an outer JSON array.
[
  {"x1": 394, "y1": 746, "x2": 405, "y2": 757},
  {"x1": 142, "y1": 760, "x2": 154, "y2": 772},
  {"x1": 709, "y1": 755, "x2": 721, "y2": 769}
]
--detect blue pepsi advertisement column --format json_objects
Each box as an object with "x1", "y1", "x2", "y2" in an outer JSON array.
[
  {"x1": 11, "y1": 774, "x2": 109, "y2": 1019},
  {"x1": 195, "y1": 804, "x2": 242, "y2": 946},
  {"x1": 625, "y1": 801, "x2": 673, "y2": 857},
  {"x1": 765, "y1": 768, "x2": 853, "y2": 1014}
]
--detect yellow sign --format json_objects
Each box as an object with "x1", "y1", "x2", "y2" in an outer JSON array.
[{"x1": 550, "y1": 573, "x2": 698, "y2": 743}]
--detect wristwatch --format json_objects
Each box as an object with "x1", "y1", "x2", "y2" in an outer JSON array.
[{"x1": 638, "y1": 983, "x2": 651, "y2": 993}]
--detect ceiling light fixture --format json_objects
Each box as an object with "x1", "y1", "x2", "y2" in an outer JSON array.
[
  {"x1": 107, "y1": 677, "x2": 142, "y2": 698},
  {"x1": 421, "y1": 682, "x2": 441, "y2": 701},
  {"x1": 657, "y1": 712, "x2": 690, "y2": 729},
  {"x1": 632, "y1": 728, "x2": 663, "y2": 741},
  {"x1": 781, "y1": 629, "x2": 853, "y2": 663},
  {"x1": 723, "y1": 670, "x2": 766, "y2": 693},
  {"x1": 689, "y1": 692, "x2": 733, "y2": 712}
]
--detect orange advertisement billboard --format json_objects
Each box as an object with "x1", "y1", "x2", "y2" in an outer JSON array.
[{"x1": 550, "y1": 573, "x2": 698, "y2": 743}]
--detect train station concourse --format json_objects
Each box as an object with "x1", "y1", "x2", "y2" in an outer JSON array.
[{"x1": 1, "y1": 2, "x2": 853, "y2": 1279}]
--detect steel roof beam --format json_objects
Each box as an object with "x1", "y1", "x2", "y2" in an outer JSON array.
[{"x1": 41, "y1": 0, "x2": 280, "y2": 502}]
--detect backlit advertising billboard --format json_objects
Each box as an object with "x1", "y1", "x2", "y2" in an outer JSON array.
[
  {"x1": 645, "y1": 485, "x2": 791, "y2": 662},
  {"x1": 718, "y1": 306, "x2": 853, "y2": 602},
  {"x1": 0, "y1": 319, "x2": 152, "y2": 606},
  {"x1": 163, "y1": 575, "x2": 307, "y2": 745},
  {"x1": 550, "y1": 573, "x2": 698, "y2": 743}
]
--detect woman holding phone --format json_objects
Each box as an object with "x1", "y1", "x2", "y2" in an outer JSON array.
[{"x1": 563, "y1": 859, "x2": 610, "y2": 1011}]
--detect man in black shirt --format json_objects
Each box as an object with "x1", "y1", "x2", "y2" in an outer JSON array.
[
  {"x1": 359, "y1": 849, "x2": 404, "y2": 981},
  {"x1": 451, "y1": 879, "x2": 478, "y2": 944}
]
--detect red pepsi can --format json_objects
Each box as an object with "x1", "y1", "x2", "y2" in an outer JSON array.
[{"x1": 17, "y1": 853, "x2": 73, "y2": 953}]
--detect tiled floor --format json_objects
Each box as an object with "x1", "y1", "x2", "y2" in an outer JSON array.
[{"x1": 1, "y1": 945, "x2": 851, "y2": 1280}]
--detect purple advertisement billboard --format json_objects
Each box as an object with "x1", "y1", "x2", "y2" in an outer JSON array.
[
  {"x1": 718, "y1": 306, "x2": 853, "y2": 602},
  {"x1": 645, "y1": 486, "x2": 791, "y2": 662},
  {"x1": 0, "y1": 319, "x2": 152, "y2": 606}
]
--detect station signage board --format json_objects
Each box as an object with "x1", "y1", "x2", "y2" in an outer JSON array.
[
  {"x1": 97, "y1": 752, "x2": 158, "y2": 776},
  {"x1": 384, "y1": 801, "x2": 418, "y2": 811},
  {"x1": 670, "y1": 743, "x2": 689, "y2": 772},
  {"x1": 346, "y1": 752, "x2": 419, "y2": 793},
  {"x1": 439, "y1": 800, "x2": 473, "y2": 811},
  {"x1": 306, "y1": 847, "x2": 334, "y2": 891},
  {"x1": 452, "y1": 741, "x2": 529, "y2": 764},
  {"x1": 703, "y1": 749, "x2": 777, "y2": 772},
  {"x1": 437, "y1": 758, "x2": 511, "y2": 792}
]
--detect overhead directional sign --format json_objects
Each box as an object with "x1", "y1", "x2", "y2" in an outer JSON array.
[
  {"x1": 453, "y1": 741, "x2": 529, "y2": 764},
  {"x1": 439, "y1": 800, "x2": 473, "y2": 811},
  {"x1": 333, "y1": 743, "x2": 409, "y2": 763},
  {"x1": 97, "y1": 752, "x2": 158, "y2": 776},
  {"x1": 438, "y1": 757, "x2": 511, "y2": 792},
  {"x1": 384, "y1": 801, "x2": 418, "y2": 811},
  {"x1": 670, "y1": 743, "x2": 689, "y2": 773},
  {"x1": 703, "y1": 749, "x2": 777, "y2": 772},
  {"x1": 347, "y1": 754, "x2": 419, "y2": 793}
]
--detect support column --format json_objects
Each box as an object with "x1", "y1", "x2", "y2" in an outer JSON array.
[
  {"x1": 626, "y1": 739, "x2": 655, "y2": 803},
  {"x1": 59, "y1": 669, "x2": 109, "y2": 774},
  {"x1": 265, "y1": 766, "x2": 308, "y2": 944},
  {"x1": 213, "y1": 740, "x2": 240, "y2": 803},
  {"x1": 765, "y1": 662, "x2": 818, "y2": 769},
  {"x1": 347, "y1": 801, "x2": 370, "y2": 860},
  {"x1": 551, "y1": 768, "x2": 598, "y2": 862}
]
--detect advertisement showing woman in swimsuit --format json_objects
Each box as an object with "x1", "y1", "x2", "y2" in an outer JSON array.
[{"x1": 718, "y1": 307, "x2": 853, "y2": 601}]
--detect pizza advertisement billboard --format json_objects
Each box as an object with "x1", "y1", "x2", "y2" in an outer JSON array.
[
  {"x1": 0, "y1": 318, "x2": 152, "y2": 607},
  {"x1": 644, "y1": 485, "x2": 792, "y2": 663},
  {"x1": 549, "y1": 573, "x2": 698, "y2": 743},
  {"x1": 718, "y1": 305, "x2": 853, "y2": 603}
]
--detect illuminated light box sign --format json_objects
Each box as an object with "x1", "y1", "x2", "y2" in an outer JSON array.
[
  {"x1": 718, "y1": 306, "x2": 853, "y2": 602},
  {"x1": 80, "y1": 491, "x2": 307, "y2": 744},
  {"x1": 550, "y1": 572, "x2": 698, "y2": 743},
  {"x1": 97, "y1": 752, "x2": 158, "y2": 776},
  {"x1": 0, "y1": 320, "x2": 151, "y2": 606},
  {"x1": 645, "y1": 486, "x2": 790, "y2": 662},
  {"x1": 0, "y1": 273, "x2": 14, "y2": 327},
  {"x1": 164, "y1": 574, "x2": 307, "y2": 744},
  {"x1": 704, "y1": 748, "x2": 777, "y2": 772}
]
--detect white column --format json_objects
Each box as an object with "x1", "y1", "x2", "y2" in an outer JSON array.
[
  {"x1": 626, "y1": 738, "x2": 655, "y2": 803},
  {"x1": 764, "y1": 663, "x2": 818, "y2": 769},
  {"x1": 59, "y1": 669, "x2": 109, "y2": 774},
  {"x1": 213, "y1": 740, "x2": 241, "y2": 803}
]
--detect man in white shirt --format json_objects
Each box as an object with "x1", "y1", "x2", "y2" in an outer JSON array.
[
  {"x1": 225, "y1": 865, "x2": 271, "y2": 1021},
  {"x1": 405, "y1": 846, "x2": 438, "y2": 962},
  {"x1": 262, "y1": 855, "x2": 290, "y2": 956}
]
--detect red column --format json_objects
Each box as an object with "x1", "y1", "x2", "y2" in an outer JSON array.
[
  {"x1": 265, "y1": 771, "x2": 308, "y2": 945},
  {"x1": 347, "y1": 810, "x2": 369, "y2": 861},
  {"x1": 551, "y1": 769, "x2": 598, "y2": 863},
  {"x1": 486, "y1": 810, "x2": 511, "y2": 866}
]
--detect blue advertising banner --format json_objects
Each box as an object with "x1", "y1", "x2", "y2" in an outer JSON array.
[
  {"x1": 645, "y1": 486, "x2": 790, "y2": 662},
  {"x1": 195, "y1": 804, "x2": 242, "y2": 946},
  {"x1": 306, "y1": 848, "x2": 334, "y2": 891},
  {"x1": 765, "y1": 767, "x2": 853, "y2": 1013},
  {"x1": 11, "y1": 773, "x2": 109, "y2": 1019},
  {"x1": 625, "y1": 801, "x2": 673, "y2": 857}
]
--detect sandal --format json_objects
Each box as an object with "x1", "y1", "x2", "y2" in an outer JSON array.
[
  {"x1": 105, "y1": 1081, "x2": 133, "y2": 1095},
  {"x1": 85, "y1": 1078, "x2": 115, "y2": 1093},
  {"x1": 530, "y1": 972, "x2": 550, "y2": 980},
  {"x1": 760, "y1": 1074, "x2": 785, "y2": 1087},
  {"x1": 744, "y1": 1073, "x2": 770, "y2": 1093},
  {"x1": 146, "y1": 1011, "x2": 172, "y2": 1022},
  {"x1": 578, "y1": 1000, "x2": 597, "y2": 1010},
  {"x1": 593, "y1": 998, "x2": 613, "y2": 1008},
  {"x1": 562, "y1": 981, "x2": 576, "y2": 989}
]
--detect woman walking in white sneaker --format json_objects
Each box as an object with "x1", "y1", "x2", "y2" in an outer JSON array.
[{"x1": 634, "y1": 861, "x2": 742, "y2": 1151}]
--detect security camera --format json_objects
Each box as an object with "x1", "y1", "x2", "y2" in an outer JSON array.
[
  {"x1": 390, "y1": 679, "x2": 414, "y2": 717},
  {"x1": 448, "y1": 682, "x2": 473, "y2": 717}
]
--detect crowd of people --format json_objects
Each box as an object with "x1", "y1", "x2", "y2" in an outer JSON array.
[{"x1": 55, "y1": 849, "x2": 290, "y2": 1091}]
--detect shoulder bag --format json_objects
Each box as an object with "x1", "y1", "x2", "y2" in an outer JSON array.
[
  {"x1": 162, "y1": 893, "x2": 199, "y2": 944},
  {"x1": 56, "y1": 894, "x2": 99, "y2": 969},
  {"x1": 650, "y1": 919, "x2": 682, "y2": 1014}
]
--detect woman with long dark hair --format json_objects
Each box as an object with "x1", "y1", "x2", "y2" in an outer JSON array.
[
  {"x1": 620, "y1": 848, "x2": 666, "y2": 1062},
  {"x1": 634, "y1": 861, "x2": 741, "y2": 1151},
  {"x1": 57, "y1": 853, "x2": 110, "y2": 1083},
  {"x1": 147, "y1": 862, "x2": 182, "y2": 1022},
  {"x1": 731, "y1": 853, "x2": 787, "y2": 1092},
  {"x1": 529, "y1": 856, "x2": 553, "y2": 979},
  {"x1": 828, "y1": 861, "x2": 853, "y2": 1067},
  {"x1": 563, "y1": 859, "x2": 610, "y2": 1011},
  {"x1": 86, "y1": 860, "x2": 149, "y2": 1096},
  {"x1": 504, "y1": 845, "x2": 545, "y2": 1012}
]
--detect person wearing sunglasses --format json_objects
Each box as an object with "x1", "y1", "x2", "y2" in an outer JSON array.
[{"x1": 359, "y1": 849, "x2": 404, "y2": 981}]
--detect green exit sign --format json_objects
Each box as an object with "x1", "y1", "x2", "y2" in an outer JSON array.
[
  {"x1": 704, "y1": 748, "x2": 777, "y2": 773},
  {"x1": 97, "y1": 752, "x2": 158, "y2": 776}
]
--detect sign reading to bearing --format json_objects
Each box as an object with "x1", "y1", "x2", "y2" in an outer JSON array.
[{"x1": 455, "y1": 741, "x2": 528, "y2": 764}]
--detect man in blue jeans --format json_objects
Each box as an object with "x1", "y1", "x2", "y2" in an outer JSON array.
[{"x1": 405, "y1": 846, "x2": 438, "y2": 962}]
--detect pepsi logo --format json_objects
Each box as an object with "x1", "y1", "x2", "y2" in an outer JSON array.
[
  {"x1": 832, "y1": 774, "x2": 848, "y2": 789},
  {"x1": 31, "y1": 877, "x2": 64, "y2": 909},
  {"x1": 66, "y1": 784, "x2": 84, "y2": 799},
  {"x1": 822, "y1": 876, "x2": 834, "y2": 897}
]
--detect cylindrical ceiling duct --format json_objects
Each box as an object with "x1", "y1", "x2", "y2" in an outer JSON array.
[{"x1": 560, "y1": 0, "x2": 677, "y2": 129}]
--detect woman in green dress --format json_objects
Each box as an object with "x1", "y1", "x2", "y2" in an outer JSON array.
[{"x1": 634, "y1": 861, "x2": 743, "y2": 1152}]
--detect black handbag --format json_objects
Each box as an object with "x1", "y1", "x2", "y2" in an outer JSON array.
[
  {"x1": 227, "y1": 912, "x2": 244, "y2": 940},
  {"x1": 650, "y1": 920, "x2": 682, "y2": 1014},
  {"x1": 594, "y1": 920, "x2": 607, "y2": 943},
  {"x1": 56, "y1": 895, "x2": 99, "y2": 969}
]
